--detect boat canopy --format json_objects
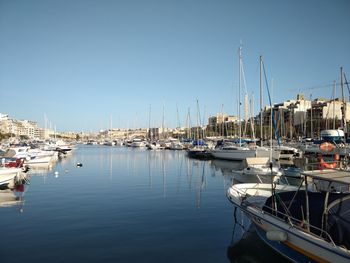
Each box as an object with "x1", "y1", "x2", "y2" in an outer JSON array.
[{"x1": 263, "y1": 190, "x2": 350, "y2": 250}]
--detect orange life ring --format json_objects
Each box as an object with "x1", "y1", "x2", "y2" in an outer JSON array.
[
  {"x1": 318, "y1": 154, "x2": 339, "y2": 169},
  {"x1": 320, "y1": 142, "x2": 335, "y2": 151}
]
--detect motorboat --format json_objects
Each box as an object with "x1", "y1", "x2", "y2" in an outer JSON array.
[
  {"x1": 0, "y1": 167, "x2": 23, "y2": 187},
  {"x1": 274, "y1": 145, "x2": 302, "y2": 160},
  {"x1": 210, "y1": 143, "x2": 280, "y2": 161},
  {"x1": 146, "y1": 141, "x2": 164, "y2": 150},
  {"x1": 227, "y1": 169, "x2": 350, "y2": 262},
  {"x1": 130, "y1": 138, "x2": 146, "y2": 147},
  {"x1": 232, "y1": 157, "x2": 282, "y2": 184}
]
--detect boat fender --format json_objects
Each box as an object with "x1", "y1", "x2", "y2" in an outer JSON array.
[{"x1": 266, "y1": 230, "x2": 287, "y2": 242}]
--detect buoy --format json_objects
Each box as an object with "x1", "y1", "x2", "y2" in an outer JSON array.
[
  {"x1": 76, "y1": 163, "x2": 83, "y2": 167},
  {"x1": 318, "y1": 154, "x2": 339, "y2": 169},
  {"x1": 266, "y1": 230, "x2": 288, "y2": 241},
  {"x1": 320, "y1": 142, "x2": 335, "y2": 151},
  {"x1": 54, "y1": 171, "x2": 59, "y2": 178}
]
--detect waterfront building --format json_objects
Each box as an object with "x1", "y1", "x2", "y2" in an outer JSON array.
[
  {"x1": 0, "y1": 113, "x2": 46, "y2": 139},
  {"x1": 207, "y1": 113, "x2": 238, "y2": 137}
]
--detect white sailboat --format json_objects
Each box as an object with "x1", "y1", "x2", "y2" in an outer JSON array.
[{"x1": 210, "y1": 47, "x2": 279, "y2": 161}]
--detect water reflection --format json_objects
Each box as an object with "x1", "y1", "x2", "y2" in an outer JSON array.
[
  {"x1": 28, "y1": 163, "x2": 54, "y2": 175},
  {"x1": 227, "y1": 225, "x2": 288, "y2": 263},
  {"x1": 0, "y1": 183, "x2": 27, "y2": 212},
  {"x1": 227, "y1": 208, "x2": 289, "y2": 263},
  {"x1": 210, "y1": 159, "x2": 244, "y2": 175}
]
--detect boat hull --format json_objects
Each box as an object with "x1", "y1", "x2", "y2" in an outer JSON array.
[
  {"x1": 210, "y1": 149, "x2": 257, "y2": 160},
  {"x1": 251, "y1": 211, "x2": 350, "y2": 263},
  {"x1": 0, "y1": 168, "x2": 22, "y2": 186},
  {"x1": 227, "y1": 184, "x2": 350, "y2": 263}
]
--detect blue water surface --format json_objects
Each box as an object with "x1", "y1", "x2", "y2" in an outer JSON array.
[{"x1": 1, "y1": 146, "x2": 242, "y2": 263}]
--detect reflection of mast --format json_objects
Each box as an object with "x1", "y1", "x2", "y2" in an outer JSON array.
[
  {"x1": 176, "y1": 151, "x2": 184, "y2": 194},
  {"x1": 162, "y1": 152, "x2": 166, "y2": 198},
  {"x1": 148, "y1": 151, "x2": 153, "y2": 188},
  {"x1": 109, "y1": 148, "x2": 113, "y2": 179},
  {"x1": 187, "y1": 155, "x2": 192, "y2": 189},
  {"x1": 196, "y1": 162, "x2": 206, "y2": 208}
]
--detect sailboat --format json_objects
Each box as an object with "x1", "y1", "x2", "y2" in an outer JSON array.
[
  {"x1": 187, "y1": 100, "x2": 212, "y2": 159},
  {"x1": 210, "y1": 47, "x2": 279, "y2": 161}
]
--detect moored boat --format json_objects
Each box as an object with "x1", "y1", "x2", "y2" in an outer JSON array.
[{"x1": 227, "y1": 170, "x2": 350, "y2": 262}]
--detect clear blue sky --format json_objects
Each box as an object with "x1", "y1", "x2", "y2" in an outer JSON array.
[{"x1": 1, "y1": 0, "x2": 349, "y2": 132}]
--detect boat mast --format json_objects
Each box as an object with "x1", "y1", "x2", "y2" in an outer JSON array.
[
  {"x1": 162, "y1": 103, "x2": 165, "y2": 140},
  {"x1": 176, "y1": 103, "x2": 180, "y2": 129},
  {"x1": 148, "y1": 104, "x2": 152, "y2": 141},
  {"x1": 341, "y1": 67, "x2": 347, "y2": 139},
  {"x1": 270, "y1": 79, "x2": 273, "y2": 151},
  {"x1": 238, "y1": 45, "x2": 242, "y2": 145},
  {"x1": 333, "y1": 81, "x2": 336, "y2": 129},
  {"x1": 260, "y1": 56, "x2": 263, "y2": 146},
  {"x1": 187, "y1": 107, "x2": 191, "y2": 139},
  {"x1": 221, "y1": 104, "x2": 224, "y2": 137},
  {"x1": 250, "y1": 94, "x2": 256, "y2": 140},
  {"x1": 310, "y1": 94, "x2": 313, "y2": 138},
  {"x1": 196, "y1": 99, "x2": 202, "y2": 140}
]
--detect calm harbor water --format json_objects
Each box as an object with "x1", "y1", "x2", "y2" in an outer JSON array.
[{"x1": 1, "y1": 146, "x2": 289, "y2": 263}]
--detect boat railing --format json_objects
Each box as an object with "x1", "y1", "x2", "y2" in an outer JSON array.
[
  {"x1": 260, "y1": 202, "x2": 337, "y2": 247},
  {"x1": 302, "y1": 160, "x2": 345, "y2": 171}
]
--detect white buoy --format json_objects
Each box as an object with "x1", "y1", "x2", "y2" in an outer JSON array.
[{"x1": 54, "y1": 171, "x2": 59, "y2": 178}]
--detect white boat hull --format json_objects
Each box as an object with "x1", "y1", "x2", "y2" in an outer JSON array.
[
  {"x1": 0, "y1": 168, "x2": 22, "y2": 186},
  {"x1": 211, "y1": 148, "x2": 257, "y2": 160}
]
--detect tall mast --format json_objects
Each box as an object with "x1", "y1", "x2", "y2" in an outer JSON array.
[
  {"x1": 260, "y1": 56, "x2": 263, "y2": 145},
  {"x1": 110, "y1": 114, "x2": 112, "y2": 141},
  {"x1": 148, "y1": 104, "x2": 151, "y2": 140},
  {"x1": 341, "y1": 67, "x2": 347, "y2": 137},
  {"x1": 221, "y1": 104, "x2": 224, "y2": 137},
  {"x1": 176, "y1": 103, "x2": 180, "y2": 129},
  {"x1": 310, "y1": 94, "x2": 313, "y2": 138},
  {"x1": 238, "y1": 45, "x2": 242, "y2": 145},
  {"x1": 162, "y1": 104, "x2": 165, "y2": 139},
  {"x1": 250, "y1": 93, "x2": 255, "y2": 140},
  {"x1": 333, "y1": 81, "x2": 336, "y2": 129},
  {"x1": 196, "y1": 99, "x2": 201, "y2": 140}
]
